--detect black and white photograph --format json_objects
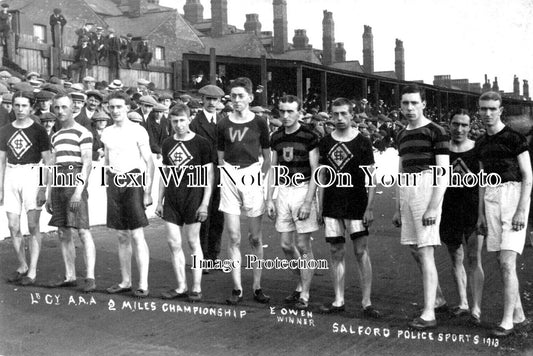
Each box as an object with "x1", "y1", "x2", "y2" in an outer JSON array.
[{"x1": 0, "y1": 0, "x2": 532, "y2": 355}]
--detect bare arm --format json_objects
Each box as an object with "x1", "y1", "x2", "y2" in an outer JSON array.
[
  {"x1": 0, "y1": 151, "x2": 6, "y2": 205},
  {"x1": 512, "y1": 151, "x2": 532, "y2": 230},
  {"x1": 297, "y1": 148, "x2": 319, "y2": 220},
  {"x1": 422, "y1": 153, "x2": 449, "y2": 226},
  {"x1": 196, "y1": 163, "x2": 214, "y2": 222},
  {"x1": 392, "y1": 155, "x2": 402, "y2": 227},
  {"x1": 363, "y1": 164, "x2": 376, "y2": 227},
  {"x1": 476, "y1": 161, "x2": 487, "y2": 235}
]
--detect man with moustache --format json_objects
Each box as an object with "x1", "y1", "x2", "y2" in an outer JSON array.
[
  {"x1": 46, "y1": 93, "x2": 96, "y2": 292},
  {"x1": 476, "y1": 91, "x2": 532, "y2": 337},
  {"x1": 190, "y1": 84, "x2": 225, "y2": 268},
  {"x1": 317, "y1": 97, "x2": 380, "y2": 318},
  {"x1": 0, "y1": 92, "x2": 51, "y2": 286},
  {"x1": 440, "y1": 109, "x2": 484, "y2": 325}
]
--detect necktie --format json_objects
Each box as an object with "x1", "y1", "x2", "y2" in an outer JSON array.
[{"x1": 210, "y1": 116, "x2": 215, "y2": 125}]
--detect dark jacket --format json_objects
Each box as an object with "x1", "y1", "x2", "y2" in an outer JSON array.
[{"x1": 145, "y1": 113, "x2": 169, "y2": 154}]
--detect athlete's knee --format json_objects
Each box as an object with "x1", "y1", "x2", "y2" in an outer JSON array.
[
  {"x1": 248, "y1": 232, "x2": 262, "y2": 248},
  {"x1": 7, "y1": 220, "x2": 20, "y2": 235},
  {"x1": 280, "y1": 238, "x2": 294, "y2": 253}
]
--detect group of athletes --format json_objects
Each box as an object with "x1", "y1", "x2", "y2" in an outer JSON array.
[{"x1": 0, "y1": 77, "x2": 530, "y2": 337}]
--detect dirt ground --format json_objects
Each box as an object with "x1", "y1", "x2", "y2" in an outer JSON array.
[{"x1": 0, "y1": 187, "x2": 532, "y2": 356}]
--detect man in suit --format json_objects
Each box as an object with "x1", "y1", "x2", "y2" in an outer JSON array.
[
  {"x1": 91, "y1": 26, "x2": 106, "y2": 65},
  {"x1": 189, "y1": 84, "x2": 225, "y2": 270},
  {"x1": 68, "y1": 36, "x2": 93, "y2": 83},
  {"x1": 49, "y1": 8, "x2": 66, "y2": 48}
]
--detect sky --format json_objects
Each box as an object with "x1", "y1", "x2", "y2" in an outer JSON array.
[{"x1": 160, "y1": 0, "x2": 533, "y2": 93}]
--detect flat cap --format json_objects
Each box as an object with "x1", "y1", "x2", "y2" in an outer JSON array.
[
  {"x1": 157, "y1": 92, "x2": 173, "y2": 101},
  {"x1": 153, "y1": 103, "x2": 167, "y2": 112},
  {"x1": 179, "y1": 94, "x2": 192, "y2": 101},
  {"x1": 82, "y1": 76, "x2": 96, "y2": 82},
  {"x1": 0, "y1": 70, "x2": 11, "y2": 78},
  {"x1": 137, "y1": 78, "x2": 150, "y2": 86},
  {"x1": 12, "y1": 82, "x2": 34, "y2": 93},
  {"x1": 41, "y1": 83, "x2": 64, "y2": 94},
  {"x1": 198, "y1": 84, "x2": 225, "y2": 97},
  {"x1": 92, "y1": 111, "x2": 109, "y2": 121},
  {"x1": 139, "y1": 95, "x2": 157, "y2": 106},
  {"x1": 1, "y1": 3, "x2": 9, "y2": 8},
  {"x1": 26, "y1": 71, "x2": 40, "y2": 79},
  {"x1": 71, "y1": 92, "x2": 87, "y2": 102},
  {"x1": 35, "y1": 90, "x2": 55, "y2": 101},
  {"x1": 7, "y1": 77, "x2": 21, "y2": 85},
  {"x1": 2, "y1": 92, "x2": 12, "y2": 103},
  {"x1": 49, "y1": 77, "x2": 62, "y2": 85},
  {"x1": 86, "y1": 90, "x2": 103, "y2": 102},
  {"x1": 40, "y1": 112, "x2": 57, "y2": 121},
  {"x1": 53, "y1": 8, "x2": 61, "y2": 14},
  {"x1": 127, "y1": 111, "x2": 143, "y2": 123}
]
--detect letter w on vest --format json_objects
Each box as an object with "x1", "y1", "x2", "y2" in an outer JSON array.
[{"x1": 228, "y1": 127, "x2": 249, "y2": 142}]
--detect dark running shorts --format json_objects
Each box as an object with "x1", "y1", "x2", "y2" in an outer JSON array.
[
  {"x1": 163, "y1": 186, "x2": 203, "y2": 226},
  {"x1": 49, "y1": 182, "x2": 90, "y2": 230},
  {"x1": 439, "y1": 223, "x2": 477, "y2": 249},
  {"x1": 106, "y1": 169, "x2": 149, "y2": 230}
]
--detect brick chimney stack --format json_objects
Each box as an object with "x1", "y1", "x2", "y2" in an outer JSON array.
[
  {"x1": 335, "y1": 42, "x2": 346, "y2": 62},
  {"x1": 524, "y1": 80, "x2": 530, "y2": 100},
  {"x1": 211, "y1": 0, "x2": 227, "y2": 37},
  {"x1": 322, "y1": 10, "x2": 335, "y2": 65},
  {"x1": 513, "y1": 75, "x2": 520, "y2": 96},
  {"x1": 273, "y1": 0, "x2": 288, "y2": 53},
  {"x1": 363, "y1": 25, "x2": 374, "y2": 74},
  {"x1": 492, "y1": 77, "x2": 499, "y2": 92},
  {"x1": 244, "y1": 14, "x2": 262, "y2": 35},
  {"x1": 395, "y1": 39, "x2": 405, "y2": 81},
  {"x1": 184, "y1": 0, "x2": 204, "y2": 24},
  {"x1": 293, "y1": 29, "x2": 309, "y2": 50}
]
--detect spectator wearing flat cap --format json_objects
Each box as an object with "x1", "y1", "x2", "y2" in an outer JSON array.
[
  {"x1": 90, "y1": 111, "x2": 109, "y2": 161},
  {"x1": 157, "y1": 92, "x2": 173, "y2": 110},
  {"x1": 2, "y1": 92, "x2": 12, "y2": 113},
  {"x1": 127, "y1": 111, "x2": 143, "y2": 125},
  {"x1": 40, "y1": 112, "x2": 57, "y2": 138},
  {"x1": 34, "y1": 90, "x2": 55, "y2": 119},
  {"x1": 84, "y1": 90, "x2": 103, "y2": 120},
  {"x1": 49, "y1": 9, "x2": 66, "y2": 48},
  {"x1": 70, "y1": 92, "x2": 92, "y2": 130},
  {"x1": 189, "y1": 84, "x2": 225, "y2": 263},
  {"x1": 68, "y1": 36, "x2": 94, "y2": 83},
  {"x1": 145, "y1": 103, "x2": 169, "y2": 159},
  {"x1": 135, "y1": 95, "x2": 157, "y2": 126},
  {"x1": 82, "y1": 76, "x2": 96, "y2": 91},
  {"x1": 137, "y1": 79, "x2": 150, "y2": 96}
]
